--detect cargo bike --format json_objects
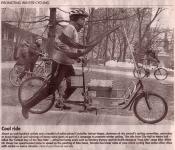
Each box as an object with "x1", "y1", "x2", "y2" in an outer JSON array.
[
  {"x1": 18, "y1": 56, "x2": 168, "y2": 124},
  {"x1": 18, "y1": 24, "x2": 168, "y2": 124}
]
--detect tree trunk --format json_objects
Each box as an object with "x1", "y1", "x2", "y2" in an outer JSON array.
[
  {"x1": 117, "y1": 47, "x2": 122, "y2": 62},
  {"x1": 104, "y1": 8, "x2": 109, "y2": 65},
  {"x1": 116, "y1": 33, "x2": 122, "y2": 62},
  {"x1": 96, "y1": 43, "x2": 101, "y2": 60},
  {"x1": 122, "y1": 35, "x2": 127, "y2": 62},
  {"x1": 13, "y1": 45, "x2": 18, "y2": 60},
  {"x1": 111, "y1": 9, "x2": 116, "y2": 60},
  {"x1": 46, "y1": 8, "x2": 56, "y2": 56},
  {"x1": 13, "y1": 10, "x2": 23, "y2": 60},
  {"x1": 85, "y1": 8, "x2": 94, "y2": 58}
]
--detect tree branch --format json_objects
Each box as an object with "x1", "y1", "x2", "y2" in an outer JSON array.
[{"x1": 141, "y1": 8, "x2": 164, "y2": 42}]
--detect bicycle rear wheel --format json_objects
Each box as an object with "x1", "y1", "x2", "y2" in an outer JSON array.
[
  {"x1": 154, "y1": 68, "x2": 168, "y2": 80},
  {"x1": 9, "y1": 64, "x2": 25, "y2": 87},
  {"x1": 18, "y1": 76, "x2": 55, "y2": 114},
  {"x1": 133, "y1": 66, "x2": 146, "y2": 79},
  {"x1": 134, "y1": 92, "x2": 168, "y2": 124}
]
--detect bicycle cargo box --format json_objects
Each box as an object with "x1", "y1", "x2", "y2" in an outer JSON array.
[
  {"x1": 70, "y1": 76, "x2": 83, "y2": 87},
  {"x1": 88, "y1": 79, "x2": 113, "y2": 97}
]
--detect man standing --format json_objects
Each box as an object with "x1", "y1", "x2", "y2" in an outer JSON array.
[{"x1": 21, "y1": 9, "x2": 91, "y2": 119}]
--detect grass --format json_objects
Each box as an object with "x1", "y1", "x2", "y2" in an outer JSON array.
[{"x1": 1, "y1": 66, "x2": 174, "y2": 121}]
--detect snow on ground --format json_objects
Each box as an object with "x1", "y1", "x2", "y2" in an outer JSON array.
[
  {"x1": 105, "y1": 60, "x2": 174, "y2": 72},
  {"x1": 105, "y1": 60, "x2": 134, "y2": 68},
  {"x1": 2, "y1": 61, "x2": 174, "y2": 73}
]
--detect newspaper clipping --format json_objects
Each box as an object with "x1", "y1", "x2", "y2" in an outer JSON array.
[{"x1": 0, "y1": 0, "x2": 174, "y2": 149}]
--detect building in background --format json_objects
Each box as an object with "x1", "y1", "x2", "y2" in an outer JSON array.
[
  {"x1": 1, "y1": 22, "x2": 47, "y2": 61},
  {"x1": 1, "y1": 8, "x2": 48, "y2": 61}
]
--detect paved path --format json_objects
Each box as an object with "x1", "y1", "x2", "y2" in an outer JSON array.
[{"x1": 2, "y1": 105, "x2": 172, "y2": 125}]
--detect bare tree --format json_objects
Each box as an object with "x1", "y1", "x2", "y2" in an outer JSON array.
[
  {"x1": 103, "y1": 8, "x2": 110, "y2": 65},
  {"x1": 115, "y1": 8, "x2": 164, "y2": 62},
  {"x1": 13, "y1": 8, "x2": 29, "y2": 60},
  {"x1": 134, "y1": 8, "x2": 164, "y2": 57}
]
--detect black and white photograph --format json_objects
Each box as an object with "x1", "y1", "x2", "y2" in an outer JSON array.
[{"x1": 1, "y1": 7, "x2": 174, "y2": 126}]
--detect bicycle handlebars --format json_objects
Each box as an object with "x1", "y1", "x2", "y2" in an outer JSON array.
[{"x1": 40, "y1": 53, "x2": 88, "y2": 67}]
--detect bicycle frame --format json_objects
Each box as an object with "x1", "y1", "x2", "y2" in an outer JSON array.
[
  {"x1": 121, "y1": 79, "x2": 144, "y2": 110},
  {"x1": 63, "y1": 57, "x2": 147, "y2": 113}
]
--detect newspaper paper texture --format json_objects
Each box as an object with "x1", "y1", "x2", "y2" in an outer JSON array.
[{"x1": 0, "y1": 0, "x2": 174, "y2": 150}]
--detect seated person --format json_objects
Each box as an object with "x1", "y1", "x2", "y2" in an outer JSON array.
[
  {"x1": 16, "y1": 36, "x2": 43, "y2": 80},
  {"x1": 144, "y1": 50, "x2": 160, "y2": 66}
]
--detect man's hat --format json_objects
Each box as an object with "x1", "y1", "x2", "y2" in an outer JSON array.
[{"x1": 69, "y1": 9, "x2": 89, "y2": 18}]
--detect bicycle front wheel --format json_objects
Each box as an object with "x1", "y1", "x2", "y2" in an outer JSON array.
[
  {"x1": 18, "y1": 76, "x2": 55, "y2": 114},
  {"x1": 154, "y1": 68, "x2": 168, "y2": 80},
  {"x1": 134, "y1": 92, "x2": 168, "y2": 124},
  {"x1": 133, "y1": 66, "x2": 146, "y2": 79}
]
